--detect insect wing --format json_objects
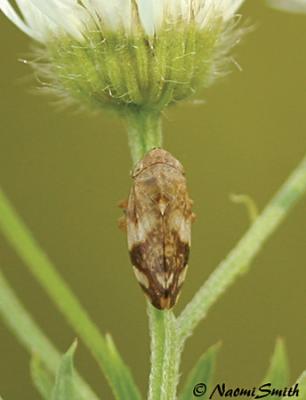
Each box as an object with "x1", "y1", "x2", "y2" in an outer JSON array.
[{"x1": 127, "y1": 183, "x2": 167, "y2": 308}]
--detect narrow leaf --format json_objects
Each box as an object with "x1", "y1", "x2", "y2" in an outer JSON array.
[
  {"x1": 296, "y1": 371, "x2": 306, "y2": 400},
  {"x1": 31, "y1": 355, "x2": 54, "y2": 399},
  {"x1": 280, "y1": 371, "x2": 306, "y2": 400},
  {"x1": 0, "y1": 271, "x2": 100, "y2": 400},
  {"x1": 179, "y1": 342, "x2": 221, "y2": 400},
  {"x1": 105, "y1": 333, "x2": 145, "y2": 399},
  {"x1": 52, "y1": 341, "x2": 81, "y2": 400},
  {"x1": 0, "y1": 189, "x2": 141, "y2": 400},
  {"x1": 262, "y1": 338, "x2": 290, "y2": 387}
]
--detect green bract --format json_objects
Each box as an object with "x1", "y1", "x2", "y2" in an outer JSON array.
[{"x1": 35, "y1": 17, "x2": 240, "y2": 114}]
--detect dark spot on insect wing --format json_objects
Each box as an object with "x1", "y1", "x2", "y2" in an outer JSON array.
[{"x1": 130, "y1": 243, "x2": 146, "y2": 271}]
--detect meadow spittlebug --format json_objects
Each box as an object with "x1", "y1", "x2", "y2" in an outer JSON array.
[{"x1": 122, "y1": 148, "x2": 194, "y2": 310}]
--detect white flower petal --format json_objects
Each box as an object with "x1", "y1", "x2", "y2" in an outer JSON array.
[
  {"x1": 221, "y1": 0, "x2": 245, "y2": 20},
  {"x1": 136, "y1": 0, "x2": 164, "y2": 35},
  {"x1": 28, "y1": 0, "x2": 87, "y2": 39},
  {"x1": 0, "y1": 0, "x2": 37, "y2": 40},
  {"x1": 15, "y1": 0, "x2": 57, "y2": 42},
  {"x1": 1, "y1": 0, "x2": 246, "y2": 42},
  {"x1": 88, "y1": 0, "x2": 132, "y2": 31},
  {"x1": 164, "y1": 0, "x2": 188, "y2": 22}
]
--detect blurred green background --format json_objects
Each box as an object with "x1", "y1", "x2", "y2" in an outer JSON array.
[{"x1": 0, "y1": 2, "x2": 305, "y2": 399}]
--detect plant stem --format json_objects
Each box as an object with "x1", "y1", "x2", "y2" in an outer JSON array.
[
  {"x1": 177, "y1": 153, "x2": 306, "y2": 343},
  {"x1": 0, "y1": 270, "x2": 99, "y2": 400},
  {"x1": 126, "y1": 112, "x2": 181, "y2": 399},
  {"x1": 0, "y1": 188, "x2": 141, "y2": 400},
  {"x1": 126, "y1": 111, "x2": 163, "y2": 164},
  {"x1": 147, "y1": 306, "x2": 180, "y2": 400},
  {"x1": 160, "y1": 311, "x2": 180, "y2": 400},
  {"x1": 147, "y1": 306, "x2": 167, "y2": 400}
]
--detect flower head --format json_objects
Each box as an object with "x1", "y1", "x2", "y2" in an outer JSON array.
[{"x1": 1, "y1": 1, "x2": 246, "y2": 113}]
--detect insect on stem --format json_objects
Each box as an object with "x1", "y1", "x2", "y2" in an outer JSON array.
[{"x1": 122, "y1": 148, "x2": 194, "y2": 309}]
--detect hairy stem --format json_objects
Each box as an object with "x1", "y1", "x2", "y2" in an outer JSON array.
[
  {"x1": 126, "y1": 113, "x2": 181, "y2": 399},
  {"x1": 147, "y1": 306, "x2": 167, "y2": 400},
  {"x1": 126, "y1": 111, "x2": 163, "y2": 164},
  {"x1": 178, "y1": 153, "x2": 306, "y2": 343},
  {"x1": 147, "y1": 306, "x2": 181, "y2": 400},
  {"x1": 127, "y1": 109, "x2": 305, "y2": 400},
  {"x1": 160, "y1": 312, "x2": 180, "y2": 400}
]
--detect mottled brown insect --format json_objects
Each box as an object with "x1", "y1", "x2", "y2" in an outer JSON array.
[{"x1": 123, "y1": 148, "x2": 194, "y2": 310}]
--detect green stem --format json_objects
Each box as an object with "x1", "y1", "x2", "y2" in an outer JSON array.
[
  {"x1": 178, "y1": 153, "x2": 306, "y2": 343},
  {"x1": 147, "y1": 306, "x2": 180, "y2": 400},
  {"x1": 127, "y1": 114, "x2": 180, "y2": 400},
  {"x1": 0, "y1": 270, "x2": 99, "y2": 400},
  {"x1": 147, "y1": 306, "x2": 167, "y2": 400},
  {"x1": 0, "y1": 188, "x2": 141, "y2": 400},
  {"x1": 126, "y1": 111, "x2": 178, "y2": 399},
  {"x1": 126, "y1": 111, "x2": 163, "y2": 164},
  {"x1": 160, "y1": 312, "x2": 180, "y2": 400}
]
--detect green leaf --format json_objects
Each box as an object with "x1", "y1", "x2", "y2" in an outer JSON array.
[
  {"x1": 179, "y1": 342, "x2": 221, "y2": 400},
  {"x1": 52, "y1": 341, "x2": 81, "y2": 400},
  {"x1": 262, "y1": 338, "x2": 290, "y2": 387},
  {"x1": 0, "y1": 189, "x2": 141, "y2": 400},
  {"x1": 0, "y1": 271, "x2": 100, "y2": 400},
  {"x1": 105, "y1": 332, "x2": 145, "y2": 399},
  {"x1": 31, "y1": 355, "x2": 54, "y2": 399},
  {"x1": 296, "y1": 371, "x2": 306, "y2": 400}
]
